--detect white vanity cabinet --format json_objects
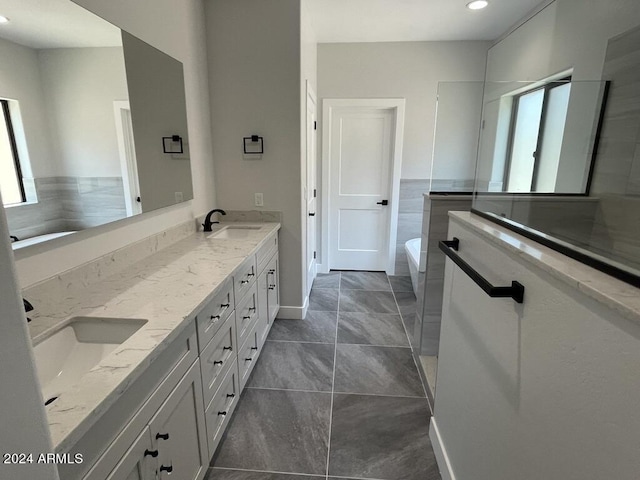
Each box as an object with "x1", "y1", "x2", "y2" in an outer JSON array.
[
  {"x1": 75, "y1": 228, "x2": 280, "y2": 480},
  {"x1": 148, "y1": 361, "x2": 208, "y2": 480},
  {"x1": 82, "y1": 325, "x2": 207, "y2": 480},
  {"x1": 256, "y1": 233, "x2": 279, "y2": 347},
  {"x1": 104, "y1": 428, "x2": 155, "y2": 480}
]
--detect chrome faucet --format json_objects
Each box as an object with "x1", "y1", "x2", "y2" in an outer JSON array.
[{"x1": 202, "y1": 209, "x2": 227, "y2": 232}]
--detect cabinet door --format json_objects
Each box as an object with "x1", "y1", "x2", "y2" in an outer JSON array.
[
  {"x1": 257, "y1": 268, "x2": 269, "y2": 347},
  {"x1": 149, "y1": 360, "x2": 208, "y2": 480},
  {"x1": 105, "y1": 427, "x2": 155, "y2": 480},
  {"x1": 266, "y1": 254, "x2": 280, "y2": 324}
]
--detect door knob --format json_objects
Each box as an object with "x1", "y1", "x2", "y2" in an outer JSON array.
[{"x1": 376, "y1": 200, "x2": 388, "y2": 206}]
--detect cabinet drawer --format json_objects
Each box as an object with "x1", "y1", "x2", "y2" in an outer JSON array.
[
  {"x1": 256, "y1": 233, "x2": 278, "y2": 273},
  {"x1": 204, "y1": 359, "x2": 240, "y2": 458},
  {"x1": 234, "y1": 255, "x2": 257, "y2": 301},
  {"x1": 200, "y1": 313, "x2": 237, "y2": 407},
  {"x1": 235, "y1": 284, "x2": 259, "y2": 348},
  {"x1": 238, "y1": 322, "x2": 260, "y2": 390},
  {"x1": 196, "y1": 277, "x2": 234, "y2": 351}
]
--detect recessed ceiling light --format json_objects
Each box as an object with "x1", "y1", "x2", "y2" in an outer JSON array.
[
  {"x1": 0, "y1": 15, "x2": 10, "y2": 24},
  {"x1": 467, "y1": 1, "x2": 489, "y2": 10}
]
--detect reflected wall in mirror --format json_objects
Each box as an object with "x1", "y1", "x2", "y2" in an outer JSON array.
[{"x1": 0, "y1": 0, "x2": 193, "y2": 250}]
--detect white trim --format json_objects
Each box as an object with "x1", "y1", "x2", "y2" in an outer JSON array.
[
  {"x1": 113, "y1": 101, "x2": 141, "y2": 217},
  {"x1": 321, "y1": 98, "x2": 405, "y2": 275},
  {"x1": 429, "y1": 418, "x2": 456, "y2": 480},
  {"x1": 316, "y1": 263, "x2": 328, "y2": 274},
  {"x1": 304, "y1": 80, "x2": 318, "y2": 298},
  {"x1": 277, "y1": 296, "x2": 309, "y2": 320}
]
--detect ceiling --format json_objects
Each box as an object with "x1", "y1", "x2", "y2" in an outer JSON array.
[
  {"x1": 0, "y1": 0, "x2": 121, "y2": 49},
  {"x1": 305, "y1": 0, "x2": 547, "y2": 43}
]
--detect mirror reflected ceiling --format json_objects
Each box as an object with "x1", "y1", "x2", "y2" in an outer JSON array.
[{"x1": 0, "y1": 0, "x2": 193, "y2": 250}]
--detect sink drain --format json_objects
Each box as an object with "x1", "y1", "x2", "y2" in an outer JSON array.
[{"x1": 44, "y1": 396, "x2": 58, "y2": 406}]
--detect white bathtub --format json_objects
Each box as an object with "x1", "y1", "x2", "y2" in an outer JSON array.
[
  {"x1": 405, "y1": 237, "x2": 421, "y2": 297},
  {"x1": 12, "y1": 231, "x2": 76, "y2": 249}
]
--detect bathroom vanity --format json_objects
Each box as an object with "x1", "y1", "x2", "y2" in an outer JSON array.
[{"x1": 25, "y1": 222, "x2": 280, "y2": 480}]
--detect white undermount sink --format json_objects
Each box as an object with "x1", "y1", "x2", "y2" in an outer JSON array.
[
  {"x1": 34, "y1": 317, "x2": 147, "y2": 405},
  {"x1": 209, "y1": 225, "x2": 262, "y2": 239}
]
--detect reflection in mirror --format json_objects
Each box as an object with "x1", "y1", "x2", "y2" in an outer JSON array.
[
  {"x1": 475, "y1": 79, "x2": 608, "y2": 195},
  {"x1": 0, "y1": 0, "x2": 193, "y2": 250}
]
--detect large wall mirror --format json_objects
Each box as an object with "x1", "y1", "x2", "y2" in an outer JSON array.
[{"x1": 0, "y1": 0, "x2": 193, "y2": 250}]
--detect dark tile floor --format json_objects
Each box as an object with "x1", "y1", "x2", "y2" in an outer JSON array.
[{"x1": 207, "y1": 271, "x2": 440, "y2": 480}]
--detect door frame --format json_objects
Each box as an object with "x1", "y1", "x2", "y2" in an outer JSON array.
[
  {"x1": 304, "y1": 80, "x2": 318, "y2": 300},
  {"x1": 113, "y1": 100, "x2": 141, "y2": 217},
  {"x1": 320, "y1": 98, "x2": 405, "y2": 274}
]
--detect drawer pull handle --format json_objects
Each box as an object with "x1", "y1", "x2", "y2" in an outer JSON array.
[
  {"x1": 251, "y1": 346, "x2": 258, "y2": 351},
  {"x1": 156, "y1": 432, "x2": 169, "y2": 441},
  {"x1": 223, "y1": 346, "x2": 232, "y2": 351},
  {"x1": 245, "y1": 357, "x2": 253, "y2": 362},
  {"x1": 243, "y1": 315, "x2": 251, "y2": 320},
  {"x1": 268, "y1": 285, "x2": 276, "y2": 290},
  {"x1": 247, "y1": 273, "x2": 255, "y2": 277},
  {"x1": 210, "y1": 315, "x2": 221, "y2": 321},
  {"x1": 159, "y1": 465, "x2": 173, "y2": 473},
  {"x1": 218, "y1": 411, "x2": 227, "y2": 416},
  {"x1": 249, "y1": 307, "x2": 256, "y2": 312},
  {"x1": 268, "y1": 269, "x2": 275, "y2": 274},
  {"x1": 144, "y1": 449, "x2": 159, "y2": 458},
  {"x1": 226, "y1": 393, "x2": 235, "y2": 398},
  {"x1": 439, "y1": 238, "x2": 525, "y2": 304},
  {"x1": 241, "y1": 280, "x2": 250, "y2": 285},
  {"x1": 213, "y1": 361, "x2": 223, "y2": 365},
  {"x1": 220, "y1": 303, "x2": 230, "y2": 309}
]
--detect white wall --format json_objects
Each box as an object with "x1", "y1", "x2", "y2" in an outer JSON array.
[
  {"x1": 0, "y1": 37, "x2": 57, "y2": 179},
  {"x1": 0, "y1": 191, "x2": 59, "y2": 480},
  {"x1": 38, "y1": 47, "x2": 128, "y2": 178},
  {"x1": 12, "y1": 0, "x2": 215, "y2": 288},
  {"x1": 318, "y1": 41, "x2": 490, "y2": 180},
  {"x1": 205, "y1": 0, "x2": 304, "y2": 313}
]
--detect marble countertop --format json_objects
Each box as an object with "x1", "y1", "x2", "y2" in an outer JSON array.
[
  {"x1": 450, "y1": 212, "x2": 640, "y2": 324},
  {"x1": 27, "y1": 222, "x2": 280, "y2": 452}
]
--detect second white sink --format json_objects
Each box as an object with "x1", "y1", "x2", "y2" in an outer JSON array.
[
  {"x1": 34, "y1": 317, "x2": 147, "y2": 405},
  {"x1": 209, "y1": 225, "x2": 261, "y2": 239}
]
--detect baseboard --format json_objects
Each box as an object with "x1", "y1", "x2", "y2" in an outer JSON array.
[
  {"x1": 277, "y1": 296, "x2": 309, "y2": 320},
  {"x1": 316, "y1": 263, "x2": 329, "y2": 274},
  {"x1": 429, "y1": 417, "x2": 456, "y2": 480}
]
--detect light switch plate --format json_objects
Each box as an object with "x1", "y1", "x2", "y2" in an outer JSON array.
[{"x1": 254, "y1": 193, "x2": 264, "y2": 207}]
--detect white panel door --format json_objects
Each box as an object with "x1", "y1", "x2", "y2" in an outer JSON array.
[
  {"x1": 329, "y1": 107, "x2": 394, "y2": 271},
  {"x1": 306, "y1": 85, "x2": 317, "y2": 295}
]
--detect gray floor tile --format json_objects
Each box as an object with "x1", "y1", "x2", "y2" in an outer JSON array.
[
  {"x1": 337, "y1": 312, "x2": 409, "y2": 346},
  {"x1": 270, "y1": 311, "x2": 337, "y2": 343},
  {"x1": 213, "y1": 389, "x2": 331, "y2": 475},
  {"x1": 309, "y1": 288, "x2": 339, "y2": 311},
  {"x1": 313, "y1": 272, "x2": 341, "y2": 289},
  {"x1": 394, "y1": 291, "x2": 417, "y2": 310},
  {"x1": 389, "y1": 275, "x2": 414, "y2": 293},
  {"x1": 334, "y1": 345, "x2": 425, "y2": 397},
  {"x1": 340, "y1": 271, "x2": 391, "y2": 291},
  {"x1": 247, "y1": 341, "x2": 335, "y2": 391},
  {"x1": 328, "y1": 394, "x2": 439, "y2": 480},
  {"x1": 339, "y1": 290, "x2": 398, "y2": 314},
  {"x1": 206, "y1": 469, "x2": 319, "y2": 480}
]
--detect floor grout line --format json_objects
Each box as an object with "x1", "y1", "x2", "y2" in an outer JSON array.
[
  {"x1": 209, "y1": 466, "x2": 326, "y2": 477},
  {"x1": 332, "y1": 390, "x2": 427, "y2": 399},
  {"x1": 387, "y1": 275, "x2": 430, "y2": 404},
  {"x1": 245, "y1": 386, "x2": 332, "y2": 394},
  {"x1": 266, "y1": 339, "x2": 335, "y2": 345},
  {"x1": 325, "y1": 272, "x2": 341, "y2": 480}
]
